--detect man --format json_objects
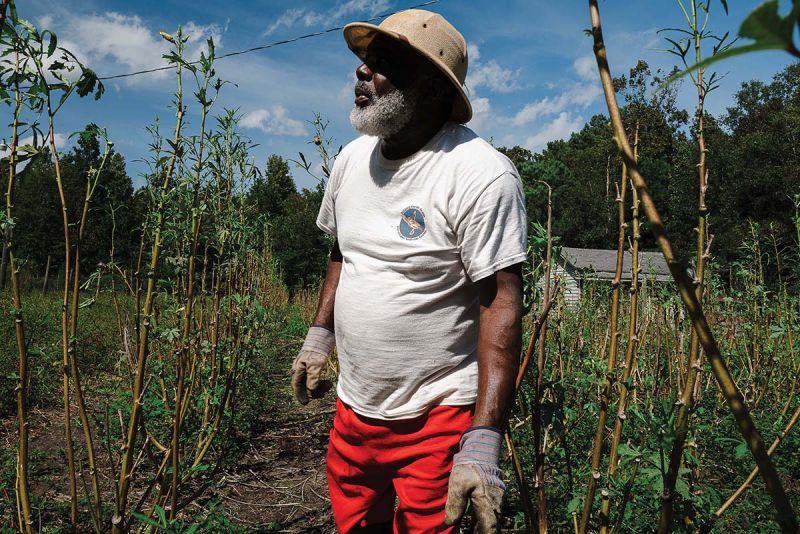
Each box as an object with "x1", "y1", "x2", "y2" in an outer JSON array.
[{"x1": 291, "y1": 9, "x2": 527, "y2": 534}]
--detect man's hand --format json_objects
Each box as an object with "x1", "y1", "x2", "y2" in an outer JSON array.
[
  {"x1": 291, "y1": 325, "x2": 335, "y2": 404},
  {"x1": 444, "y1": 427, "x2": 505, "y2": 533}
]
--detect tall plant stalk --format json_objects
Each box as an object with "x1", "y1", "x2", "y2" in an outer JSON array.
[
  {"x1": 658, "y1": 2, "x2": 716, "y2": 531},
  {"x1": 169, "y1": 41, "x2": 218, "y2": 517},
  {"x1": 532, "y1": 180, "x2": 553, "y2": 533},
  {"x1": 114, "y1": 30, "x2": 186, "y2": 533},
  {"x1": 5, "y1": 48, "x2": 33, "y2": 534},
  {"x1": 579, "y1": 151, "x2": 628, "y2": 534},
  {"x1": 66, "y1": 128, "x2": 112, "y2": 530},
  {"x1": 586, "y1": 1, "x2": 798, "y2": 531},
  {"x1": 599, "y1": 125, "x2": 640, "y2": 534}
]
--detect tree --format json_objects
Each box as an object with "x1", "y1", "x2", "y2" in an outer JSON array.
[
  {"x1": 269, "y1": 185, "x2": 330, "y2": 290},
  {"x1": 248, "y1": 154, "x2": 296, "y2": 217}
]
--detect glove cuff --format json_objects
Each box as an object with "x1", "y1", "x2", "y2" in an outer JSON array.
[
  {"x1": 455, "y1": 426, "x2": 503, "y2": 467},
  {"x1": 301, "y1": 325, "x2": 336, "y2": 357}
]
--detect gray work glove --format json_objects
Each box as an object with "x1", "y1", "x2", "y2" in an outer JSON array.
[
  {"x1": 291, "y1": 325, "x2": 335, "y2": 405},
  {"x1": 444, "y1": 426, "x2": 505, "y2": 533}
]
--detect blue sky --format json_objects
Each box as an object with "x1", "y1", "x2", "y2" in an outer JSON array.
[{"x1": 5, "y1": 0, "x2": 796, "y2": 190}]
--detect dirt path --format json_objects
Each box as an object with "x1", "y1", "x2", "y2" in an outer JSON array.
[{"x1": 218, "y1": 399, "x2": 337, "y2": 532}]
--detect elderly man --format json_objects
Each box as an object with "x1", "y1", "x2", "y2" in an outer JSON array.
[{"x1": 291, "y1": 9, "x2": 527, "y2": 534}]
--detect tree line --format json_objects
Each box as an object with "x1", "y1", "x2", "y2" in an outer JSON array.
[
  {"x1": 506, "y1": 61, "x2": 800, "y2": 292},
  {"x1": 2, "y1": 60, "x2": 797, "y2": 293}
]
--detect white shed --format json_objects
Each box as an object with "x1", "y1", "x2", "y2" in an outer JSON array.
[{"x1": 554, "y1": 247, "x2": 673, "y2": 306}]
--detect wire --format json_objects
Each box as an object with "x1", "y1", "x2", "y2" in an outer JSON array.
[{"x1": 98, "y1": 0, "x2": 441, "y2": 81}]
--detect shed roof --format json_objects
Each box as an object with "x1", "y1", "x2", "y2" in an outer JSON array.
[{"x1": 560, "y1": 246, "x2": 672, "y2": 282}]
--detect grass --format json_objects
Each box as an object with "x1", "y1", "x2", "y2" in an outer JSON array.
[{"x1": 1, "y1": 274, "x2": 799, "y2": 532}]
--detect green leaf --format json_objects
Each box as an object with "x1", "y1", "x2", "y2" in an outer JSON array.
[
  {"x1": 739, "y1": 0, "x2": 794, "y2": 46},
  {"x1": 661, "y1": 42, "x2": 787, "y2": 88},
  {"x1": 566, "y1": 495, "x2": 583, "y2": 514},
  {"x1": 735, "y1": 440, "x2": 749, "y2": 459},
  {"x1": 47, "y1": 32, "x2": 57, "y2": 57},
  {"x1": 661, "y1": 0, "x2": 799, "y2": 89},
  {"x1": 617, "y1": 443, "x2": 639, "y2": 458},
  {"x1": 131, "y1": 511, "x2": 164, "y2": 528},
  {"x1": 676, "y1": 478, "x2": 691, "y2": 500}
]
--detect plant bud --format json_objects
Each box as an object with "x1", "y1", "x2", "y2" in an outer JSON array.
[{"x1": 159, "y1": 31, "x2": 176, "y2": 44}]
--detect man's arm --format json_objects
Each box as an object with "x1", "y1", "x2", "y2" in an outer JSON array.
[
  {"x1": 312, "y1": 240, "x2": 343, "y2": 330},
  {"x1": 472, "y1": 262, "x2": 524, "y2": 428},
  {"x1": 444, "y1": 263, "x2": 523, "y2": 530},
  {"x1": 291, "y1": 240, "x2": 342, "y2": 404}
]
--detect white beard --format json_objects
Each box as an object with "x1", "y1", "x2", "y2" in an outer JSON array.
[{"x1": 350, "y1": 82, "x2": 419, "y2": 138}]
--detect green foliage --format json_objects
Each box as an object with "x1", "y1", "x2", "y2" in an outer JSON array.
[
  {"x1": 248, "y1": 154, "x2": 296, "y2": 217},
  {"x1": 268, "y1": 185, "x2": 329, "y2": 290},
  {"x1": 507, "y1": 282, "x2": 800, "y2": 532},
  {"x1": 666, "y1": 0, "x2": 800, "y2": 84},
  {"x1": 0, "y1": 289, "x2": 124, "y2": 416},
  {"x1": 500, "y1": 62, "x2": 800, "y2": 290}
]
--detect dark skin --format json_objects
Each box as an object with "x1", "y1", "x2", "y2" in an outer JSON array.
[{"x1": 310, "y1": 34, "x2": 523, "y2": 534}]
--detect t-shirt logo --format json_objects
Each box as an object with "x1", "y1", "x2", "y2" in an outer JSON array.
[{"x1": 398, "y1": 206, "x2": 426, "y2": 240}]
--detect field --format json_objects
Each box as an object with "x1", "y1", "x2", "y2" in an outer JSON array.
[
  {"x1": 2, "y1": 0, "x2": 800, "y2": 533},
  {"x1": 2, "y1": 274, "x2": 799, "y2": 532}
]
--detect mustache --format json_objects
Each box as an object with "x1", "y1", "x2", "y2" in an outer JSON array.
[{"x1": 355, "y1": 80, "x2": 376, "y2": 98}]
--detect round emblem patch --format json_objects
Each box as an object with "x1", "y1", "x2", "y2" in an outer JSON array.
[{"x1": 398, "y1": 206, "x2": 426, "y2": 240}]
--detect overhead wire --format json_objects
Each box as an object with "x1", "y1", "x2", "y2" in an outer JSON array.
[{"x1": 98, "y1": 0, "x2": 442, "y2": 81}]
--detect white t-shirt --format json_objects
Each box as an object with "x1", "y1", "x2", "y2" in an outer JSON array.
[{"x1": 317, "y1": 122, "x2": 527, "y2": 420}]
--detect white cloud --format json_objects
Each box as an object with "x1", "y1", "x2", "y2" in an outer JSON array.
[
  {"x1": 465, "y1": 42, "x2": 520, "y2": 94},
  {"x1": 510, "y1": 82, "x2": 601, "y2": 126},
  {"x1": 467, "y1": 42, "x2": 481, "y2": 62},
  {"x1": 467, "y1": 59, "x2": 521, "y2": 94},
  {"x1": 1, "y1": 133, "x2": 69, "y2": 171},
  {"x1": 573, "y1": 55, "x2": 596, "y2": 81},
  {"x1": 467, "y1": 96, "x2": 492, "y2": 132},
  {"x1": 264, "y1": 0, "x2": 391, "y2": 35},
  {"x1": 524, "y1": 112, "x2": 584, "y2": 151},
  {"x1": 42, "y1": 12, "x2": 224, "y2": 86},
  {"x1": 240, "y1": 106, "x2": 308, "y2": 136}
]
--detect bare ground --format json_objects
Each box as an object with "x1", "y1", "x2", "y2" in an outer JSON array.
[{"x1": 0, "y1": 393, "x2": 338, "y2": 532}]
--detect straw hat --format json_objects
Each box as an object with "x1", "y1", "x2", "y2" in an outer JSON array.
[{"x1": 343, "y1": 9, "x2": 472, "y2": 123}]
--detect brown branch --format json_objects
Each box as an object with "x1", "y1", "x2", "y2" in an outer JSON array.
[{"x1": 587, "y1": 1, "x2": 798, "y2": 531}]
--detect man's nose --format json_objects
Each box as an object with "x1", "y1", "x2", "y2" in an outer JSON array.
[{"x1": 356, "y1": 63, "x2": 372, "y2": 81}]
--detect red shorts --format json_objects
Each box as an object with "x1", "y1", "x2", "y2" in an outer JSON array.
[{"x1": 326, "y1": 398, "x2": 474, "y2": 533}]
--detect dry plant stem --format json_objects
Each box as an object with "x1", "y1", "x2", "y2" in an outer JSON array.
[
  {"x1": 533, "y1": 181, "x2": 553, "y2": 533},
  {"x1": 588, "y1": 1, "x2": 798, "y2": 531},
  {"x1": 515, "y1": 281, "x2": 559, "y2": 391},
  {"x1": 506, "y1": 432, "x2": 534, "y2": 532},
  {"x1": 114, "y1": 58, "x2": 184, "y2": 533},
  {"x1": 599, "y1": 124, "x2": 640, "y2": 534},
  {"x1": 579, "y1": 154, "x2": 628, "y2": 534},
  {"x1": 713, "y1": 401, "x2": 800, "y2": 521},
  {"x1": 45, "y1": 86, "x2": 79, "y2": 532},
  {"x1": 67, "y1": 139, "x2": 111, "y2": 531},
  {"x1": 170, "y1": 75, "x2": 210, "y2": 520},
  {"x1": 6, "y1": 51, "x2": 33, "y2": 534},
  {"x1": 611, "y1": 458, "x2": 641, "y2": 534},
  {"x1": 659, "y1": 3, "x2": 710, "y2": 530},
  {"x1": 510, "y1": 282, "x2": 559, "y2": 530}
]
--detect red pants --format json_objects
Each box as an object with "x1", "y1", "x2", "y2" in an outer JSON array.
[{"x1": 326, "y1": 399, "x2": 474, "y2": 533}]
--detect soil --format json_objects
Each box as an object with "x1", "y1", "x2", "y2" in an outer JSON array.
[
  {"x1": 0, "y1": 392, "x2": 339, "y2": 533},
  {"x1": 1, "y1": 388, "x2": 507, "y2": 533},
  {"x1": 216, "y1": 399, "x2": 337, "y2": 532}
]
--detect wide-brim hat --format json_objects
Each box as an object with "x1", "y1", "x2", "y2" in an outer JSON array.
[{"x1": 343, "y1": 9, "x2": 472, "y2": 124}]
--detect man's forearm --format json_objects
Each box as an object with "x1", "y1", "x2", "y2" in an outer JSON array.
[
  {"x1": 313, "y1": 240, "x2": 343, "y2": 330},
  {"x1": 472, "y1": 265, "x2": 523, "y2": 428}
]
